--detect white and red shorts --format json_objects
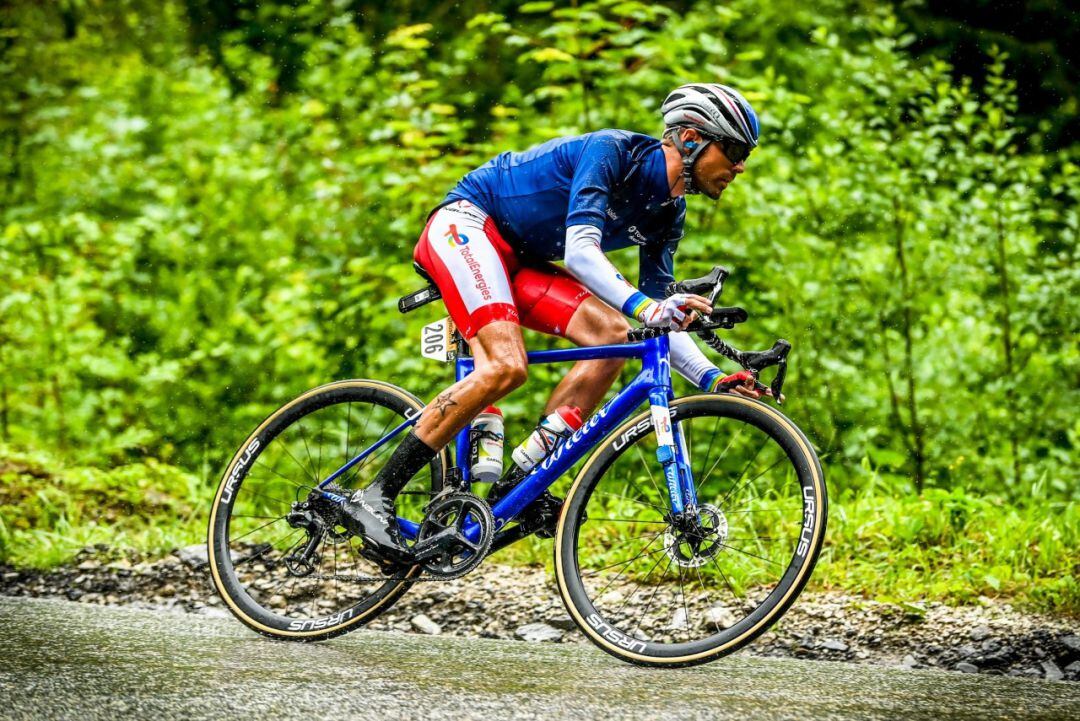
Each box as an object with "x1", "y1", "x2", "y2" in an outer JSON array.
[{"x1": 413, "y1": 200, "x2": 592, "y2": 339}]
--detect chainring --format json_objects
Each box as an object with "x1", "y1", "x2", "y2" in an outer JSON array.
[{"x1": 416, "y1": 492, "x2": 494, "y2": 579}]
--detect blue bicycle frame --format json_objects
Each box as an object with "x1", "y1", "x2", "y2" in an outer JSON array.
[{"x1": 316, "y1": 334, "x2": 698, "y2": 545}]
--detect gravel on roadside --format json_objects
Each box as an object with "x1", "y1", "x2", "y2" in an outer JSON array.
[{"x1": 2, "y1": 545, "x2": 1076, "y2": 683}]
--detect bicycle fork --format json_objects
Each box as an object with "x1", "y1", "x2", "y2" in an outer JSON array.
[{"x1": 649, "y1": 389, "x2": 698, "y2": 517}]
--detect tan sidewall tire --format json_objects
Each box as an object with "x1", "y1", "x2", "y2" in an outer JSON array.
[
  {"x1": 554, "y1": 394, "x2": 826, "y2": 667},
  {"x1": 207, "y1": 379, "x2": 448, "y2": 641}
]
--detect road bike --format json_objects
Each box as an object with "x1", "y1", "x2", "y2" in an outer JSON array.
[{"x1": 207, "y1": 265, "x2": 827, "y2": 667}]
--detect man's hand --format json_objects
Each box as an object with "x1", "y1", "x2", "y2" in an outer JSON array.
[
  {"x1": 711, "y1": 370, "x2": 784, "y2": 402},
  {"x1": 639, "y1": 293, "x2": 712, "y2": 331}
]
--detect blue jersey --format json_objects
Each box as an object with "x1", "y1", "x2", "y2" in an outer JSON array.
[{"x1": 443, "y1": 130, "x2": 685, "y2": 299}]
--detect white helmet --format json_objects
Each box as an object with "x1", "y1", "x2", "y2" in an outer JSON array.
[
  {"x1": 661, "y1": 83, "x2": 759, "y2": 195},
  {"x1": 661, "y1": 83, "x2": 760, "y2": 147}
]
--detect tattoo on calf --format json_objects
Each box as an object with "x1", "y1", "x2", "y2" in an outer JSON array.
[{"x1": 432, "y1": 391, "x2": 459, "y2": 418}]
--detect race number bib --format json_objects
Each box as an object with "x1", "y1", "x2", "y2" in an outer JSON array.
[{"x1": 420, "y1": 318, "x2": 454, "y2": 362}]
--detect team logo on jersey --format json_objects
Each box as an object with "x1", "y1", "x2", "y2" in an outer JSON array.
[{"x1": 445, "y1": 224, "x2": 470, "y2": 247}]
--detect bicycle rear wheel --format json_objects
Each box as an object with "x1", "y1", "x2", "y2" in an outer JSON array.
[
  {"x1": 555, "y1": 394, "x2": 826, "y2": 667},
  {"x1": 207, "y1": 379, "x2": 449, "y2": 641}
]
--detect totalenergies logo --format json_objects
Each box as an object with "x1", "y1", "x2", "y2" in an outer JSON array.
[{"x1": 445, "y1": 224, "x2": 470, "y2": 247}]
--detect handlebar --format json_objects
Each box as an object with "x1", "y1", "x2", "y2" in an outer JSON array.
[
  {"x1": 631, "y1": 265, "x2": 793, "y2": 403},
  {"x1": 626, "y1": 306, "x2": 748, "y2": 342}
]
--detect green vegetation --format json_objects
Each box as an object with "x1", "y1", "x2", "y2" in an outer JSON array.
[
  {"x1": 0, "y1": 1, "x2": 1075, "y2": 613},
  {"x1": 0, "y1": 445, "x2": 204, "y2": 568},
  {"x1": 3, "y1": 443, "x2": 1076, "y2": 614}
]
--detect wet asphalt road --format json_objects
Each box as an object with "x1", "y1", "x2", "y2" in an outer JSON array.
[{"x1": 0, "y1": 597, "x2": 1076, "y2": 721}]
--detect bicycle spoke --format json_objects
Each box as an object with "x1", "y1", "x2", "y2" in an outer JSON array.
[
  {"x1": 590, "y1": 490, "x2": 668, "y2": 514},
  {"x1": 632, "y1": 555, "x2": 675, "y2": 639},
  {"x1": 696, "y1": 416, "x2": 720, "y2": 490},
  {"x1": 677, "y1": 560, "x2": 694, "y2": 642},
  {"x1": 344, "y1": 402, "x2": 352, "y2": 462},
  {"x1": 230, "y1": 514, "x2": 289, "y2": 543},
  {"x1": 700, "y1": 423, "x2": 747, "y2": 488},
  {"x1": 694, "y1": 565, "x2": 724, "y2": 635},
  {"x1": 634, "y1": 443, "x2": 667, "y2": 504},
  {"x1": 720, "y1": 453, "x2": 788, "y2": 509},
  {"x1": 716, "y1": 436, "x2": 768, "y2": 507},
  {"x1": 342, "y1": 413, "x2": 397, "y2": 489},
  {"x1": 251, "y1": 458, "x2": 308, "y2": 491},
  {"x1": 279, "y1": 439, "x2": 319, "y2": 487},
  {"x1": 707, "y1": 554, "x2": 744, "y2": 603},
  {"x1": 332, "y1": 535, "x2": 339, "y2": 603},
  {"x1": 613, "y1": 542, "x2": 672, "y2": 619},
  {"x1": 579, "y1": 528, "x2": 669, "y2": 569},
  {"x1": 315, "y1": 414, "x2": 324, "y2": 483},
  {"x1": 589, "y1": 532, "x2": 667, "y2": 598},
  {"x1": 584, "y1": 517, "x2": 667, "y2": 524},
  {"x1": 297, "y1": 420, "x2": 318, "y2": 483},
  {"x1": 719, "y1": 542, "x2": 781, "y2": 568},
  {"x1": 725, "y1": 506, "x2": 798, "y2": 515}
]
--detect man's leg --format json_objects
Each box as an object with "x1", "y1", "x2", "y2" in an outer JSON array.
[
  {"x1": 543, "y1": 296, "x2": 631, "y2": 416},
  {"x1": 414, "y1": 321, "x2": 527, "y2": 448},
  {"x1": 341, "y1": 199, "x2": 525, "y2": 563},
  {"x1": 341, "y1": 322, "x2": 527, "y2": 563}
]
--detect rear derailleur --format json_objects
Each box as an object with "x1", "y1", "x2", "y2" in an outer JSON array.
[{"x1": 283, "y1": 484, "x2": 352, "y2": 577}]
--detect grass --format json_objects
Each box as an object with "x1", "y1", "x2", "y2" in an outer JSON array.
[
  {"x1": 486, "y1": 483, "x2": 1080, "y2": 617},
  {"x1": 816, "y1": 484, "x2": 1079, "y2": 615},
  {"x1": 0, "y1": 445, "x2": 205, "y2": 568},
  {"x1": 1, "y1": 444, "x2": 1076, "y2": 616}
]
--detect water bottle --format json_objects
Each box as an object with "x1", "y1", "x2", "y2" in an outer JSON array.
[
  {"x1": 511, "y1": 406, "x2": 584, "y2": 472},
  {"x1": 469, "y1": 406, "x2": 504, "y2": 483}
]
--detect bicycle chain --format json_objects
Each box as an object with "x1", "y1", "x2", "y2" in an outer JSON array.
[{"x1": 307, "y1": 572, "x2": 455, "y2": 583}]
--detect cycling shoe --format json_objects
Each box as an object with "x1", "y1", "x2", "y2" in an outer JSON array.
[{"x1": 340, "y1": 485, "x2": 414, "y2": 566}]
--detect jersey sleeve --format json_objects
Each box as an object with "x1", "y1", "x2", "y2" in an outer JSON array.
[{"x1": 565, "y1": 133, "x2": 629, "y2": 230}]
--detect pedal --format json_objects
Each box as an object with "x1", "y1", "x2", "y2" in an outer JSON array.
[{"x1": 520, "y1": 491, "x2": 563, "y2": 539}]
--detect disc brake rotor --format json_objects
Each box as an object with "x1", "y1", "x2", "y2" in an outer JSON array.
[{"x1": 664, "y1": 503, "x2": 728, "y2": 568}]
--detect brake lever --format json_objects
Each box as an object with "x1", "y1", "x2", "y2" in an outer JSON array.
[{"x1": 769, "y1": 357, "x2": 788, "y2": 405}]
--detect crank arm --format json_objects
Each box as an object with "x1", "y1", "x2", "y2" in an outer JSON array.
[{"x1": 410, "y1": 526, "x2": 459, "y2": 562}]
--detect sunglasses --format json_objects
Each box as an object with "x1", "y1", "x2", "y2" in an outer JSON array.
[{"x1": 708, "y1": 135, "x2": 752, "y2": 164}]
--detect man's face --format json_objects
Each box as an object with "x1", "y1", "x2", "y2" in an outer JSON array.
[{"x1": 688, "y1": 132, "x2": 747, "y2": 200}]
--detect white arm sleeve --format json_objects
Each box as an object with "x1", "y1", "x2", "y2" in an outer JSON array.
[
  {"x1": 564, "y1": 225, "x2": 653, "y2": 319},
  {"x1": 670, "y1": 331, "x2": 722, "y2": 390}
]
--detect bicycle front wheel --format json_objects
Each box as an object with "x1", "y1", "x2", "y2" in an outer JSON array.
[
  {"x1": 207, "y1": 379, "x2": 449, "y2": 641},
  {"x1": 555, "y1": 394, "x2": 826, "y2": 667}
]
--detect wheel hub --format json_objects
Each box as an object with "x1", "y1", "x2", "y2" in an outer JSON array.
[{"x1": 664, "y1": 503, "x2": 728, "y2": 568}]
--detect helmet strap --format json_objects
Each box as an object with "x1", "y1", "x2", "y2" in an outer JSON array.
[{"x1": 667, "y1": 129, "x2": 712, "y2": 196}]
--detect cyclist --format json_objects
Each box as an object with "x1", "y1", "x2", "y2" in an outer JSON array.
[{"x1": 343, "y1": 83, "x2": 763, "y2": 564}]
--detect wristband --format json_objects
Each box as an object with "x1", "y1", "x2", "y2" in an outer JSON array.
[
  {"x1": 701, "y1": 368, "x2": 722, "y2": 393},
  {"x1": 621, "y1": 292, "x2": 653, "y2": 321}
]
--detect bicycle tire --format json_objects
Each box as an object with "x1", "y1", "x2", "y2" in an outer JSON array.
[
  {"x1": 207, "y1": 379, "x2": 449, "y2": 641},
  {"x1": 554, "y1": 394, "x2": 826, "y2": 667}
]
